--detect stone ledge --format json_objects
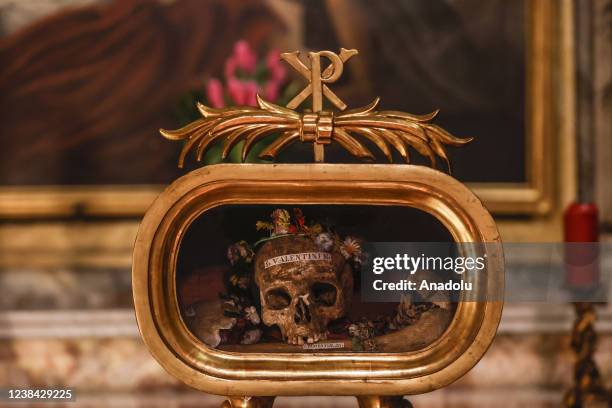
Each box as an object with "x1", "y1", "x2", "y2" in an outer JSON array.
[
  {"x1": 0, "y1": 332, "x2": 609, "y2": 391},
  {"x1": 1, "y1": 304, "x2": 611, "y2": 339}
]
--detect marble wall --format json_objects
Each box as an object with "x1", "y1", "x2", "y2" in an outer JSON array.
[{"x1": 0, "y1": 331, "x2": 610, "y2": 407}]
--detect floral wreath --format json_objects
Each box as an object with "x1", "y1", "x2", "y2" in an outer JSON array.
[
  {"x1": 215, "y1": 208, "x2": 437, "y2": 351},
  {"x1": 228, "y1": 208, "x2": 365, "y2": 268}
]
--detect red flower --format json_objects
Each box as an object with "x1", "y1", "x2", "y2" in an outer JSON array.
[{"x1": 293, "y1": 208, "x2": 307, "y2": 232}]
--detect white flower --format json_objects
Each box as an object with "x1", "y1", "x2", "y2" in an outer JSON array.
[
  {"x1": 315, "y1": 232, "x2": 334, "y2": 251},
  {"x1": 244, "y1": 306, "x2": 261, "y2": 325},
  {"x1": 226, "y1": 241, "x2": 253, "y2": 265}
]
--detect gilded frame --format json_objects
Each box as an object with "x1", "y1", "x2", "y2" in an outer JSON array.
[
  {"x1": 468, "y1": 0, "x2": 560, "y2": 215},
  {"x1": 328, "y1": 0, "x2": 568, "y2": 216},
  {"x1": 132, "y1": 163, "x2": 504, "y2": 396},
  {"x1": 0, "y1": 1, "x2": 571, "y2": 220}
]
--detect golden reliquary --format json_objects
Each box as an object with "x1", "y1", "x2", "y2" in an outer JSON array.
[{"x1": 132, "y1": 48, "x2": 504, "y2": 408}]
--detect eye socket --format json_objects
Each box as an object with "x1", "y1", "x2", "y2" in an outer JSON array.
[
  {"x1": 265, "y1": 287, "x2": 292, "y2": 310},
  {"x1": 311, "y1": 282, "x2": 337, "y2": 306}
]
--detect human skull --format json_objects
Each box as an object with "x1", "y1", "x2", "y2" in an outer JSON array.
[{"x1": 255, "y1": 235, "x2": 353, "y2": 345}]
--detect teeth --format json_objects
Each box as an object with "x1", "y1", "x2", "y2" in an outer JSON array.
[{"x1": 288, "y1": 333, "x2": 329, "y2": 346}]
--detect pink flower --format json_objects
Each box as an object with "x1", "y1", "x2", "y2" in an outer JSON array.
[
  {"x1": 206, "y1": 78, "x2": 225, "y2": 108},
  {"x1": 227, "y1": 78, "x2": 246, "y2": 105},
  {"x1": 206, "y1": 41, "x2": 288, "y2": 107},
  {"x1": 263, "y1": 81, "x2": 279, "y2": 102},
  {"x1": 225, "y1": 40, "x2": 257, "y2": 81},
  {"x1": 244, "y1": 81, "x2": 258, "y2": 106},
  {"x1": 224, "y1": 57, "x2": 237, "y2": 81},
  {"x1": 225, "y1": 41, "x2": 257, "y2": 81},
  {"x1": 234, "y1": 40, "x2": 257, "y2": 74},
  {"x1": 266, "y1": 49, "x2": 286, "y2": 82},
  {"x1": 227, "y1": 79, "x2": 259, "y2": 106}
]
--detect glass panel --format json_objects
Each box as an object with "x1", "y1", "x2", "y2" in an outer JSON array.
[{"x1": 176, "y1": 204, "x2": 456, "y2": 353}]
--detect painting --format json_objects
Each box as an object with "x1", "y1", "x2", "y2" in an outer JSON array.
[{"x1": 0, "y1": 0, "x2": 570, "y2": 217}]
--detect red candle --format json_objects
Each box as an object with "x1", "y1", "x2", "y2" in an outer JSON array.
[{"x1": 564, "y1": 202, "x2": 599, "y2": 288}]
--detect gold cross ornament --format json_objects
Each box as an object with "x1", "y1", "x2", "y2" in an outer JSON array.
[{"x1": 161, "y1": 49, "x2": 472, "y2": 166}]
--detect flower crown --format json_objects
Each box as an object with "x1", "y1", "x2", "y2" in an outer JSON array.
[
  {"x1": 226, "y1": 208, "x2": 365, "y2": 269},
  {"x1": 213, "y1": 208, "x2": 441, "y2": 351}
]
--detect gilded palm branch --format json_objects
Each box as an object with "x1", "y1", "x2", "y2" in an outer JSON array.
[{"x1": 160, "y1": 95, "x2": 472, "y2": 172}]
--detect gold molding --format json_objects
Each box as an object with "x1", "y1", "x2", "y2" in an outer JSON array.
[
  {"x1": 0, "y1": 185, "x2": 161, "y2": 218},
  {"x1": 325, "y1": 0, "x2": 569, "y2": 217},
  {"x1": 469, "y1": 0, "x2": 564, "y2": 215},
  {"x1": 132, "y1": 163, "x2": 504, "y2": 396},
  {"x1": 0, "y1": 221, "x2": 138, "y2": 268}
]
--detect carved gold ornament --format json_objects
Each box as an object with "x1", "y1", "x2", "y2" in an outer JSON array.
[
  {"x1": 134, "y1": 48, "x2": 504, "y2": 408},
  {"x1": 161, "y1": 49, "x2": 472, "y2": 170}
]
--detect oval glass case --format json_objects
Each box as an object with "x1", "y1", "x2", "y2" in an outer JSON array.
[
  {"x1": 132, "y1": 49, "x2": 504, "y2": 406},
  {"x1": 132, "y1": 164, "x2": 503, "y2": 395}
]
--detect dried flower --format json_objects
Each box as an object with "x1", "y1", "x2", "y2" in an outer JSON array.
[
  {"x1": 230, "y1": 273, "x2": 250, "y2": 290},
  {"x1": 271, "y1": 209, "x2": 291, "y2": 235},
  {"x1": 244, "y1": 306, "x2": 261, "y2": 325},
  {"x1": 293, "y1": 208, "x2": 307, "y2": 232},
  {"x1": 256, "y1": 221, "x2": 273, "y2": 232},
  {"x1": 240, "y1": 328, "x2": 262, "y2": 345},
  {"x1": 348, "y1": 320, "x2": 375, "y2": 340},
  {"x1": 349, "y1": 319, "x2": 378, "y2": 352},
  {"x1": 309, "y1": 224, "x2": 323, "y2": 235},
  {"x1": 315, "y1": 232, "x2": 334, "y2": 251},
  {"x1": 340, "y1": 236, "x2": 362, "y2": 260},
  {"x1": 226, "y1": 241, "x2": 254, "y2": 265}
]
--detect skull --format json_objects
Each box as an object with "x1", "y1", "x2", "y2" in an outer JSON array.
[{"x1": 255, "y1": 235, "x2": 353, "y2": 345}]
